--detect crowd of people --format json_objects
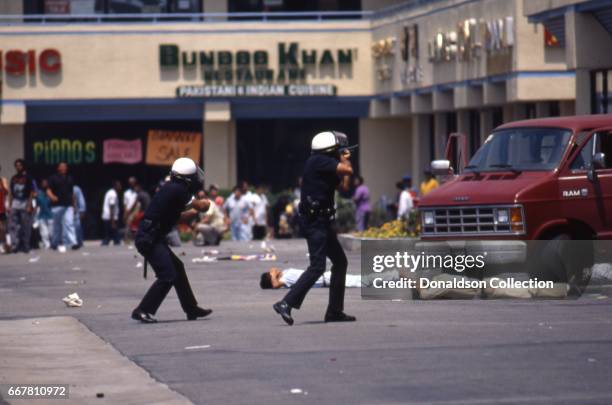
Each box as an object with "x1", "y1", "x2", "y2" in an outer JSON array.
[
  {"x1": 0, "y1": 160, "x2": 85, "y2": 254},
  {"x1": 0, "y1": 158, "x2": 440, "y2": 254},
  {"x1": 348, "y1": 166, "x2": 440, "y2": 232},
  {"x1": 192, "y1": 181, "x2": 269, "y2": 244}
]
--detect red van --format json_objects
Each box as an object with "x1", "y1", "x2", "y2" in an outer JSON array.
[{"x1": 418, "y1": 115, "x2": 612, "y2": 287}]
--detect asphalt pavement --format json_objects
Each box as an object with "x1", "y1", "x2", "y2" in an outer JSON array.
[{"x1": 1, "y1": 239, "x2": 612, "y2": 404}]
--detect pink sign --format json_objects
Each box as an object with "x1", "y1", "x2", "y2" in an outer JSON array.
[{"x1": 103, "y1": 139, "x2": 142, "y2": 164}]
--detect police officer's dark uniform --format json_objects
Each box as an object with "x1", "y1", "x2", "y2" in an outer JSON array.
[
  {"x1": 131, "y1": 158, "x2": 212, "y2": 323},
  {"x1": 273, "y1": 131, "x2": 356, "y2": 325}
]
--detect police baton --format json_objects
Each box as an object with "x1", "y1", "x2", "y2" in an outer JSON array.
[
  {"x1": 340, "y1": 145, "x2": 359, "y2": 155},
  {"x1": 342, "y1": 144, "x2": 359, "y2": 152}
]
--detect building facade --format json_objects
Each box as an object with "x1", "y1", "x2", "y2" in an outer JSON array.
[{"x1": 1, "y1": 0, "x2": 602, "y2": 228}]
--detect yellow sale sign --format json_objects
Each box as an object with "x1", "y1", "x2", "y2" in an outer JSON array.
[{"x1": 146, "y1": 130, "x2": 201, "y2": 166}]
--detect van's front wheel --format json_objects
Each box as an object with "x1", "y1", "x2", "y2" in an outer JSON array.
[{"x1": 530, "y1": 234, "x2": 593, "y2": 297}]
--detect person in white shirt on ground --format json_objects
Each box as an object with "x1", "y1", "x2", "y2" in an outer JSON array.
[
  {"x1": 260, "y1": 267, "x2": 404, "y2": 290},
  {"x1": 260, "y1": 267, "x2": 362, "y2": 289},
  {"x1": 101, "y1": 180, "x2": 122, "y2": 246}
]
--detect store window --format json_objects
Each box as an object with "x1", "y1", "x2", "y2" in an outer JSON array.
[
  {"x1": 525, "y1": 102, "x2": 537, "y2": 119},
  {"x1": 236, "y1": 118, "x2": 358, "y2": 192},
  {"x1": 25, "y1": 119, "x2": 202, "y2": 239},
  {"x1": 228, "y1": 0, "x2": 361, "y2": 18},
  {"x1": 24, "y1": 0, "x2": 202, "y2": 15},
  {"x1": 591, "y1": 69, "x2": 612, "y2": 114}
]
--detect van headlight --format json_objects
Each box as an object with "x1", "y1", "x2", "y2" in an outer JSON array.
[
  {"x1": 423, "y1": 211, "x2": 434, "y2": 225},
  {"x1": 496, "y1": 208, "x2": 509, "y2": 224}
]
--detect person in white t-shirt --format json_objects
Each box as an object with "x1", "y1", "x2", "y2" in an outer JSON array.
[
  {"x1": 260, "y1": 267, "x2": 362, "y2": 289},
  {"x1": 397, "y1": 177, "x2": 414, "y2": 220},
  {"x1": 240, "y1": 180, "x2": 258, "y2": 241},
  {"x1": 223, "y1": 186, "x2": 251, "y2": 241},
  {"x1": 251, "y1": 184, "x2": 269, "y2": 240},
  {"x1": 123, "y1": 176, "x2": 138, "y2": 243},
  {"x1": 101, "y1": 180, "x2": 122, "y2": 246}
]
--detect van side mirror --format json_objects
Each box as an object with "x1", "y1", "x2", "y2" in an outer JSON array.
[
  {"x1": 592, "y1": 152, "x2": 606, "y2": 170},
  {"x1": 431, "y1": 159, "x2": 451, "y2": 176},
  {"x1": 588, "y1": 153, "x2": 606, "y2": 182}
]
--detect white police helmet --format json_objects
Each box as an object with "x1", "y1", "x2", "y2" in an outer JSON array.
[
  {"x1": 171, "y1": 157, "x2": 197, "y2": 176},
  {"x1": 311, "y1": 131, "x2": 350, "y2": 153},
  {"x1": 171, "y1": 157, "x2": 205, "y2": 192}
]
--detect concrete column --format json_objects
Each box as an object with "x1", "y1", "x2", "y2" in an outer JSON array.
[
  {"x1": 0, "y1": 101, "x2": 26, "y2": 179},
  {"x1": 369, "y1": 99, "x2": 391, "y2": 118},
  {"x1": 454, "y1": 86, "x2": 483, "y2": 110},
  {"x1": 483, "y1": 82, "x2": 506, "y2": 106},
  {"x1": 433, "y1": 113, "x2": 448, "y2": 158},
  {"x1": 203, "y1": 121, "x2": 236, "y2": 190},
  {"x1": 433, "y1": 91, "x2": 453, "y2": 112},
  {"x1": 411, "y1": 115, "x2": 432, "y2": 187},
  {"x1": 503, "y1": 104, "x2": 514, "y2": 123},
  {"x1": 0, "y1": 125, "x2": 25, "y2": 179},
  {"x1": 411, "y1": 94, "x2": 433, "y2": 114},
  {"x1": 359, "y1": 118, "x2": 412, "y2": 205},
  {"x1": 456, "y1": 110, "x2": 470, "y2": 136},
  {"x1": 575, "y1": 69, "x2": 591, "y2": 115},
  {"x1": 390, "y1": 96, "x2": 411, "y2": 116},
  {"x1": 480, "y1": 109, "x2": 493, "y2": 142}
]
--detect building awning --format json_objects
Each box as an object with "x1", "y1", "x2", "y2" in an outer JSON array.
[{"x1": 24, "y1": 97, "x2": 370, "y2": 122}]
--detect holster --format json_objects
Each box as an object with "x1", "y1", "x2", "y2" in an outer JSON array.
[
  {"x1": 299, "y1": 197, "x2": 336, "y2": 221},
  {"x1": 135, "y1": 219, "x2": 160, "y2": 257}
]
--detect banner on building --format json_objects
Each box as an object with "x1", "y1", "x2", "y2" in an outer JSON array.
[
  {"x1": 103, "y1": 139, "x2": 142, "y2": 164},
  {"x1": 44, "y1": 0, "x2": 95, "y2": 14},
  {"x1": 145, "y1": 130, "x2": 201, "y2": 166}
]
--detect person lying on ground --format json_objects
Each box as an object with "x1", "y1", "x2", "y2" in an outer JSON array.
[{"x1": 260, "y1": 267, "x2": 362, "y2": 289}]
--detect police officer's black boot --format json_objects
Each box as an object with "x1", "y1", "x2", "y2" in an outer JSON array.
[
  {"x1": 273, "y1": 300, "x2": 294, "y2": 326},
  {"x1": 186, "y1": 306, "x2": 213, "y2": 321},
  {"x1": 134, "y1": 280, "x2": 172, "y2": 323},
  {"x1": 324, "y1": 311, "x2": 356, "y2": 323},
  {"x1": 131, "y1": 309, "x2": 158, "y2": 324}
]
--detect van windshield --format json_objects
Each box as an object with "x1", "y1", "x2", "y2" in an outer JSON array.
[{"x1": 466, "y1": 128, "x2": 572, "y2": 172}]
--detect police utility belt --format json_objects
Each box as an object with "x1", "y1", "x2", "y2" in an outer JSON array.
[
  {"x1": 135, "y1": 218, "x2": 162, "y2": 280},
  {"x1": 299, "y1": 197, "x2": 336, "y2": 221}
]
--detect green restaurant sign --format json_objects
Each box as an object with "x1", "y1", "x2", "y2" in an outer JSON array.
[{"x1": 160, "y1": 42, "x2": 354, "y2": 94}]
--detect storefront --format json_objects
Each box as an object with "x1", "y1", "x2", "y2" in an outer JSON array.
[{"x1": 0, "y1": 0, "x2": 583, "y2": 237}]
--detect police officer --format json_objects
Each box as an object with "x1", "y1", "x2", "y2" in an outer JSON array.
[
  {"x1": 131, "y1": 157, "x2": 213, "y2": 324},
  {"x1": 273, "y1": 131, "x2": 356, "y2": 325}
]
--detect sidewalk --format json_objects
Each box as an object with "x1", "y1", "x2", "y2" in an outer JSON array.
[{"x1": 0, "y1": 316, "x2": 192, "y2": 405}]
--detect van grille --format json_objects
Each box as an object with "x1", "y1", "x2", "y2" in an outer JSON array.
[{"x1": 420, "y1": 205, "x2": 525, "y2": 236}]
